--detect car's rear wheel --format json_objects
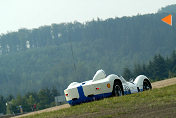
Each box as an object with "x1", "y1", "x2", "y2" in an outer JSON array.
[
  {"x1": 113, "y1": 82, "x2": 123, "y2": 96},
  {"x1": 143, "y1": 79, "x2": 152, "y2": 91}
]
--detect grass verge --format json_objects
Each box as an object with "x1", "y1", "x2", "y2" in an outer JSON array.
[{"x1": 23, "y1": 84, "x2": 176, "y2": 118}]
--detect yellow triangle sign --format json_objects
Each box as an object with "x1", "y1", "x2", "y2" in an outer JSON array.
[{"x1": 161, "y1": 14, "x2": 172, "y2": 26}]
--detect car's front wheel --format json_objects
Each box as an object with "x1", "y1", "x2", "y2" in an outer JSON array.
[{"x1": 113, "y1": 82, "x2": 123, "y2": 96}]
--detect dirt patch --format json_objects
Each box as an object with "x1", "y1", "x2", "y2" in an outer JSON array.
[
  {"x1": 13, "y1": 104, "x2": 70, "y2": 118},
  {"x1": 152, "y1": 77, "x2": 176, "y2": 88}
]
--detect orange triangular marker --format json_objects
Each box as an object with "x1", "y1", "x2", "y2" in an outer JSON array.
[{"x1": 161, "y1": 14, "x2": 172, "y2": 26}]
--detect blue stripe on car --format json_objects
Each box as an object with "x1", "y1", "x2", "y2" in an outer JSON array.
[
  {"x1": 77, "y1": 85, "x2": 86, "y2": 98},
  {"x1": 124, "y1": 90, "x2": 131, "y2": 95},
  {"x1": 67, "y1": 85, "x2": 112, "y2": 105},
  {"x1": 67, "y1": 86, "x2": 144, "y2": 105}
]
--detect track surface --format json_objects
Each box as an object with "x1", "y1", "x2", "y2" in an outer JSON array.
[
  {"x1": 151, "y1": 77, "x2": 176, "y2": 88},
  {"x1": 13, "y1": 77, "x2": 176, "y2": 118},
  {"x1": 14, "y1": 104, "x2": 70, "y2": 118}
]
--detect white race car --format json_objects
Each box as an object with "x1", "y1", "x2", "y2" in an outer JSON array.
[{"x1": 64, "y1": 70, "x2": 152, "y2": 105}]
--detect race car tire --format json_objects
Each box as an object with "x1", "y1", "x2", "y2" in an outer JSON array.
[
  {"x1": 143, "y1": 79, "x2": 152, "y2": 91},
  {"x1": 112, "y1": 81, "x2": 123, "y2": 96}
]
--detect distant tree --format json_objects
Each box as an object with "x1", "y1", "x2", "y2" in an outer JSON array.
[
  {"x1": 133, "y1": 64, "x2": 142, "y2": 77},
  {"x1": 6, "y1": 99, "x2": 18, "y2": 114},
  {"x1": 0, "y1": 95, "x2": 6, "y2": 114},
  {"x1": 26, "y1": 95, "x2": 36, "y2": 111},
  {"x1": 37, "y1": 88, "x2": 51, "y2": 109},
  {"x1": 168, "y1": 50, "x2": 176, "y2": 77},
  {"x1": 158, "y1": 4, "x2": 176, "y2": 13},
  {"x1": 123, "y1": 67, "x2": 133, "y2": 80},
  {"x1": 6, "y1": 95, "x2": 14, "y2": 102},
  {"x1": 50, "y1": 87, "x2": 59, "y2": 102},
  {"x1": 15, "y1": 95, "x2": 24, "y2": 106},
  {"x1": 148, "y1": 54, "x2": 168, "y2": 80}
]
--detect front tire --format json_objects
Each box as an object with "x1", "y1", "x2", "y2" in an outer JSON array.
[{"x1": 112, "y1": 82, "x2": 123, "y2": 96}]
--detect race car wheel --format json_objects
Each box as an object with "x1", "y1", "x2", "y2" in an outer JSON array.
[
  {"x1": 143, "y1": 80, "x2": 152, "y2": 91},
  {"x1": 113, "y1": 82, "x2": 123, "y2": 96}
]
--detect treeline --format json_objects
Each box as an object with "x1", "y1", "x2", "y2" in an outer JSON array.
[
  {"x1": 0, "y1": 87, "x2": 59, "y2": 114},
  {"x1": 158, "y1": 4, "x2": 176, "y2": 13},
  {"x1": 123, "y1": 50, "x2": 176, "y2": 81}
]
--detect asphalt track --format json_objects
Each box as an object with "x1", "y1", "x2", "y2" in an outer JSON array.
[{"x1": 13, "y1": 77, "x2": 176, "y2": 118}]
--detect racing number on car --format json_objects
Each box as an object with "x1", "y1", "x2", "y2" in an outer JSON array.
[{"x1": 107, "y1": 83, "x2": 111, "y2": 88}]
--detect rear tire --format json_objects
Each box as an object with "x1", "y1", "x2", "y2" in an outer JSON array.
[
  {"x1": 112, "y1": 82, "x2": 123, "y2": 96},
  {"x1": 143, "y1": 79, "x2": 152, "y2": 91}
]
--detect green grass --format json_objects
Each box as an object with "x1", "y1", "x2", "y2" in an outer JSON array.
[{"x1": 23, "y1": 84, "x2": 176, "y2": 118}]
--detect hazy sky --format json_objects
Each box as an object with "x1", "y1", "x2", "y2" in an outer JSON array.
[{"x1": 0, "y1": 0, "x2": 176, "y2": 34}]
